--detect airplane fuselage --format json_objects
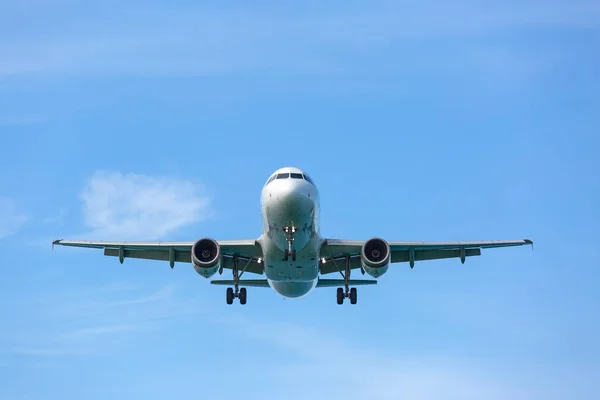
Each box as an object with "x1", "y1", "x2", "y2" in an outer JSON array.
[{"x1": 257, "y1": 167, "x2": 322, "y2": 298}]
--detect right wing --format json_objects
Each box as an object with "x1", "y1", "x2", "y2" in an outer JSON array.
[
  {"x1": 319, "y1": 238, "x2": 533, "y2": 274},
  {"x1": 52, "y1": 239, "x2": 265, "y2": 274}
]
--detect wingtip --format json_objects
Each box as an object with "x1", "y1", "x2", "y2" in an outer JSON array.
[
  {"x1": 524, "y1": 238, "x2": 534, "y2": 250},
  {"x1": 52, "y1": 239, "x2": 62, "y2": 250}
]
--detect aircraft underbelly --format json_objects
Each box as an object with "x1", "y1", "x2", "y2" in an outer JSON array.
[
  {"x1": 268, "y1": 279, "x2": 318, "y2": 298},
  {"x1": 260, "y1": 177, "x2": 321, "y2": 297},
  {"x1": 262, "y1": 219, "x2": 320, "y2": 297}
]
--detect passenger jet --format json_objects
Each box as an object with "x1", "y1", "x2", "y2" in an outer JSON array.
[{"x1": 53, "y1": 167, "x2": 533, "y2": 305}]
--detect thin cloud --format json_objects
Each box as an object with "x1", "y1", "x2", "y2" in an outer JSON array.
[
  {"x1": 0, "y1": 2, "x2": 597, "y2": 76},
  {"x1": 7, "y1": 282, "x2": 204, "y2": 357},
  {"x1": 213, "y1": 315, "x2": 567, "y2": 400},
  {"x1": 0, "y1": 197, "x2": 28, "y2": 239},
  {"x1": 57, "y1": 324, "x2": 141, "y2": 340},
  {"x1": 103, "y1": 283, "x2": 176, "y2": 307},
  {"x1": 5, "y1": 282, "x2": 592, "y2": 398},
  {"x1": 78, "y1": 171, "x2": 210, "y2": 240},
  {"x1": 42, "y1": 207, "x2": 69, "y2": 224},
  {"x1": 0, "y1": 114, "x2": 49, "y2": 126},
  {"x1": 10, "y1": 347, "x2": 85, "y2": 357}
]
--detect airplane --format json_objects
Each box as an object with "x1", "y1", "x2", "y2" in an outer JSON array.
[{"x1": 52, "y1": 166, "x2": 533, "y2": 305}]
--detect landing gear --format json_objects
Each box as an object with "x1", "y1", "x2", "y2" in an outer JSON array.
[
  {"x1": 337, "y1": 288, "x2": 344, "y2": 304},
  {"x1": 239, "y1": 287, "x2": 247, "y2": 305},
  {"x1": 350, "y1": 287, "x2": 357, "y2": 305},
  {"x1": 226, "y1": 256, "x2": 248, "y2": 305},
  {"x1": 284, "y1": 249, "x2": 295, "y2": 261},
  {"x1": 335, "y1": 255, "x2": 358, "y2": 305},
  {"x1": 283, "y1": 226, "x2": 297, "y2": 261}
]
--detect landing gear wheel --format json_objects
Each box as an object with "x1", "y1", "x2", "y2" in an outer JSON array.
[
  {"x1": 336, "y1": 287, "x2": 344, "y2": 305},
  {"x1": 350, "y1": 287, "x2": 357, "y2": 305},
  {"x1": 284, "y1": 249, "x2": 289, "y2": 261},
  {"x1": 239, "y1": 287, "x2": 247, "y2": 305},
  {"x1": 226, "y1": 287, "x2": 234, "y2": 305},
  {"x1": 291, "y1": 249, "x2": 297, "y2": 261}
]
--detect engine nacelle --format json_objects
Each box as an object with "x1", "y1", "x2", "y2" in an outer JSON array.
[
  {"x1": 360, "y1": 237, "x2": 390, "y2": 278},
  {"x1": 191, "y1": 238, "x2": 222, "y2": 278}
]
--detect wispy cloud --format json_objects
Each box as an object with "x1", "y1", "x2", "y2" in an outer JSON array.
[
  {"x1": 6, "y1": 282, "x2": 203, "y2": 357},
  {"x1": 42, "y1": 207, "x2": 68, "y2": 224},
  {"x1": 78, "y1": 171, "x2": 210, "y2": 240},
  {"x1": 57, "y1": 324, "x2": 140, "y2": 340},
  {"x1": 4, "y1": 280, "x2": 593, "y2": 398},
  {"x1": 212, "y1": 315, "x2": 562, "y2": 400},
  {"x1": 0, "y1": 197, "x2": 28, "y2": 239},
  {"x1": 0, "y1": 113, "x2": 49, "y2": 126},
  {"x1": 0, "y1": 2, "x2": 597, "y2": 77}
]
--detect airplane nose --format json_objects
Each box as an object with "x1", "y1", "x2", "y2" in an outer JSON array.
[
  {"x1": 267, "y1": 181, "x2": 313, "y2": 215},
  {"x1": 278, "y1": 184, "x2": 299, "y2": 204},
  {"x1": 276, "y1": 182, "x2": 310, "y2": 208}
]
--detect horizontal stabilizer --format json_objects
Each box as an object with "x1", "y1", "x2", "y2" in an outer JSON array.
[
  {"x1": 316, "y1": 279, "x2": 377, "y2": 288},
  {"x1": 210, "y1": 279, "x2": 270, "y2": 287}
]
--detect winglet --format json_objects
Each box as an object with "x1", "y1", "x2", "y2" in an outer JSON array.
[
  {"x1": 524, "y1": 238, "x2": 534, "y2": 250},
  {"x1": 52, "y1": 239, "x2": 62, "y2": 251}
]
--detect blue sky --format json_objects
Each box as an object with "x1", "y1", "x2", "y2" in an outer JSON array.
[{"x1": 1, "y1": 0, "x2": 599, "y2": 398}]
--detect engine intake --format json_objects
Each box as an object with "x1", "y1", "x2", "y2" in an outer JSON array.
[
  {"x1": 191, "y1": 238, "x2": 222, "y2": 278},
  {"x1": 361, "y1": 237, "x2": 390, "y2": 278}
]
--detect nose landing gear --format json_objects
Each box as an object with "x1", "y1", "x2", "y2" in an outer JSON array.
[
  {"x1": 283, "y1": 225, "x2": 297, "y2": 261},
  {"x1": 284, "y1": 248, "x2": 297, "y2": 262}
]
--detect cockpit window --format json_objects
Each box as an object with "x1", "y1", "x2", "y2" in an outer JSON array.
[
  {"x1": 303, "y1": 174, "x2": 314, "y2": 184},
  {"x1": 266, "y1": 175, "x2": 276, "y2": 184},
  {"x1": 276, "y1": 173, "x2": 290, "y2": 179},
  {"x1": 290, "y1": 173, "x2": 303, "y2": 179}
]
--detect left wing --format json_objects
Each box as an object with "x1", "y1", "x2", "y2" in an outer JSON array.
[
  {"x1": 52, "y1": 239, "x2": 265, "y2": 274},
  {"x1": 319, "y1": 238, "x2": 533, "y2": 275}
]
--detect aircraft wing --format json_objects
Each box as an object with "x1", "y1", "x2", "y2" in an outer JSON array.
[
  {"x1": 318, "y1": 238, "x2": 533, "y2": 275},
  {"x1": 52, "y1": 239, "x2": 265, "y2": 275}
]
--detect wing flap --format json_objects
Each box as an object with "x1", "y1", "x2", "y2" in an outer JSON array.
[
  {"x1": 104, "y1": 248, "x2": 191, "y2": 263},
  {"x1": 391, "y1": 248, "x2": 481, "y2": 263},
  {"x1": 103, "y1": 248, "x2": 264, "y2": 274}
]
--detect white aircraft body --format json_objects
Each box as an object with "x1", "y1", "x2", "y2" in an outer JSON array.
[{"x1": 53, "y1": 167, "x2": 533, "y2": 305}]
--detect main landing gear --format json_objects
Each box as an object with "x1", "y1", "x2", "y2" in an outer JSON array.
[
  {"x1": 226, "y1": 287, "x2": 246, "y2": 305},
  {"x1": 283, "y1": 226, "x2": 297, "y2": 261},
  {"x1": 335, "y1": 255, "x2": 357, "y2": 305},
  {"x1": 226, "y1": 256, "x2": 248, "y2": 305}
]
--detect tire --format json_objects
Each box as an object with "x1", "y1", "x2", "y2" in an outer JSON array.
[
  {"x1": 239, "y1": 287, "x2": 247, "y2": 305},
  {"x1": 336, "y1": 288, "x2": 344, "y2": 305},
  {"x1": 350, "y1": 287, "x2": 357, "y2": 305}
]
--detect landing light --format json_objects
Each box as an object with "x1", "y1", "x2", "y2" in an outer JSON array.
[
  {"x1": 321, "y1": 258, "x2": 327, "y2": 263},
  {"x1": 257, "y1": 258, "x2": 263, "y2": 263}
]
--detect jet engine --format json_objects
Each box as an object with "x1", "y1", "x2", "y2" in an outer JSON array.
[
  {"x1": 191, "y1": 238, "x2": 222, "y2": 278},
  {"x1": 360, "y1": 237, "x2": 390, "y2": 278}
]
